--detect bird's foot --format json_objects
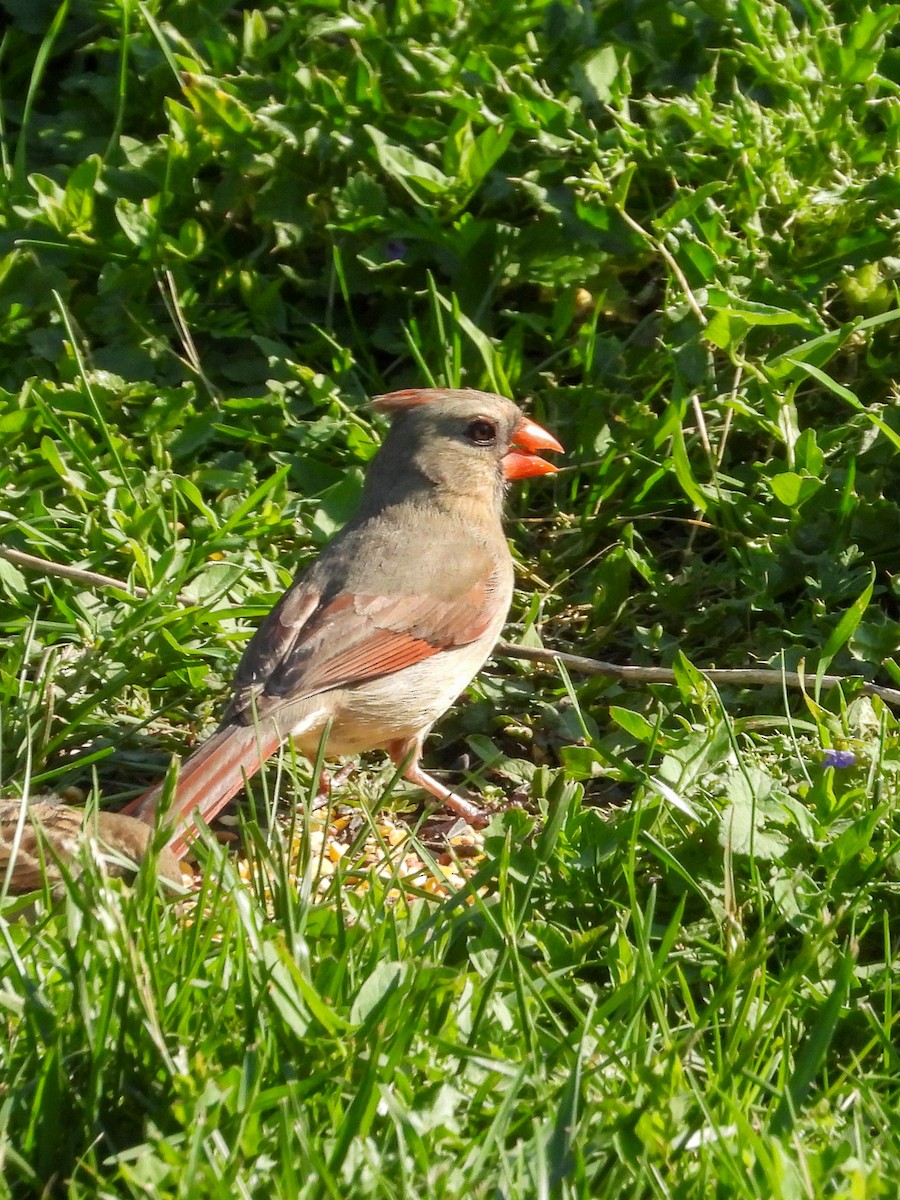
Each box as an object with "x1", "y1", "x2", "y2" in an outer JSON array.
[
  {"x1": 312, "y1": 762, "x2": 355, "y2": 809},
  {"x1": 434, "y1": 789, "x2": 491, "y2": 829}
]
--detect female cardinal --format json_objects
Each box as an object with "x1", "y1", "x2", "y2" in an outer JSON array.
[{"x1": 124, "y1": 388, "x2": 562, "y2": 856}]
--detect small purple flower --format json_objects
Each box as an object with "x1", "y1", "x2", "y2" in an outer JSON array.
[
  {"x1": 822, "y1": 749, "x2": 857, "y2": 769},
  {"x1": 385, "y1": 238, "x2": 407, "y2": 262}
]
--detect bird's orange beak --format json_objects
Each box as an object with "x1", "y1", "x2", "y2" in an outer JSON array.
[{"x1": 503, "y1": 416, "x2": 563, "y2": 480}]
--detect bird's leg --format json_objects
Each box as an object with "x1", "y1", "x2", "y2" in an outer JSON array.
[
  {"x1": 385, "y1": 737, "x2": 490, "y2": 828},
  {"x1": 312, "y1": 761, "x2": 355, "y2": 808}
]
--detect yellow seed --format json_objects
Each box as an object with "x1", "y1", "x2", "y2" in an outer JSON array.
[{"x1": 574, "y1": 287, "x2": 593, "y2": 314}]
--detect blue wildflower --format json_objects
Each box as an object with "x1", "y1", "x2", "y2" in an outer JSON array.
[
  {"x1": 822, "y1": 749, "x2": 856, "y2": 769},
  {"x1": 385, "y1": 238, "x2": 407, "y2": 262}
]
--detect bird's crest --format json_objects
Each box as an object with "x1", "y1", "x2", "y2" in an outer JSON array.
[{"x1": 372, "y1": 388, "x2": 480, "y2": 414}]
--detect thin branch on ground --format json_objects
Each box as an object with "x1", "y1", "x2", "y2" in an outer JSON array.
[
  {"x1": 0, "y1": 546, "x2": 195, "y2": 606},
  {"x1": 496, "y1": 641, "x2": 900, "y2": 708}
]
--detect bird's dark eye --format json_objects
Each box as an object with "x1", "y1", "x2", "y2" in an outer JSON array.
[{"x1": 466, "y1": 418, "x2": 497, "y2": 446}]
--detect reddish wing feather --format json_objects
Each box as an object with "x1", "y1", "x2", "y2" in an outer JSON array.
[
  {"x1": 229, "y1": 569, "x2": 504, "y2": 723},
  {"x1": 300, "y1": 629, "x2": 438, "y2": 690},
  {"x1": 270, "y1": 573, "x2": 500, "y2": 698}
]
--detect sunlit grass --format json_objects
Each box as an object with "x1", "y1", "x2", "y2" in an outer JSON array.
[{"x1": 2, "y1": 0, "x2": 900, "y2": 1195}]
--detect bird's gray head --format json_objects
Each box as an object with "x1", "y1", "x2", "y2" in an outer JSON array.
[{"x1": 366, "y1": 388, "x2": 561, "y2": 509}]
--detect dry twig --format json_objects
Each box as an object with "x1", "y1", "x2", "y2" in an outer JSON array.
[
  {"x1": 496, "y1": 641, "x2": 900, "y2": 708},
  {"x1": 0, "y1": 546, "x2": 194, "y2": 605}
]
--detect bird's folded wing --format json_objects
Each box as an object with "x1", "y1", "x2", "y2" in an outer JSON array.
[{"x1": 226, "y1": 565, "x2": 507, "y2": 721}]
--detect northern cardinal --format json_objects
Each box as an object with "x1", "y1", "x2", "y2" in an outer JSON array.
[
  {"x1": 0, "y1": 797, "x2": 181, "y2": 894},
  {"x1": 125, "y1": 388, "x2": 562, "y2": 856}
]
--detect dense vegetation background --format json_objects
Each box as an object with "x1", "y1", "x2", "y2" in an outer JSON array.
[{"x1": 2, "y1": 0, "x2": 900, "y2": 1195}]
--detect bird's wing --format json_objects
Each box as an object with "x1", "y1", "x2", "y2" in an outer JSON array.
[{"x1": 226, "y1": 559, "x2": 509, "y2": 722}]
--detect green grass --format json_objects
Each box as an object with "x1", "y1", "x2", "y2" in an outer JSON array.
[{"x1": 2, "y1": 0, "x2": 900, "y2": 1195}]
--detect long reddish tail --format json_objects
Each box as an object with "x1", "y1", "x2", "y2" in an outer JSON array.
[{"x1": 122, "y1": 723, "x2": 282, "y2": 858}]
